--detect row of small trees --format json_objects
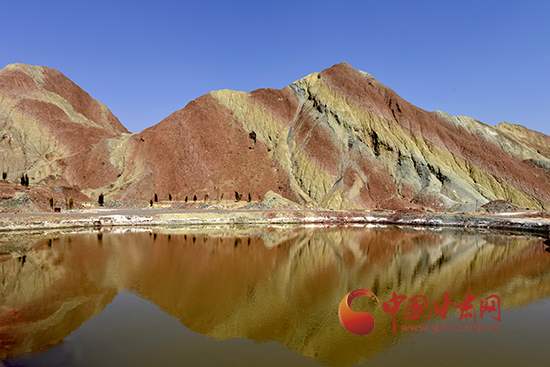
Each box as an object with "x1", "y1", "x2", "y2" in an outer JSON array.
[
  {"x1": 1, "y1": 172, "x2": 30, "y2": 186},
  {"x1": 147, "y1": 191, "x2": 253, "y2": 206},
  {"x1": 97, "y1": 191, "x2": 253, "y2": 207},
  {"x1": 234, "y1": 192, "x2": 252, "y2": 202},
  {"x1": 48, "y1": 196, "x2": 75, "y2": 210},
  {"x1": 5, "y1": 173, "x2": 254, "y2": 210}
]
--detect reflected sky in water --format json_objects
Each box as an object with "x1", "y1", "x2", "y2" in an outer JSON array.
[{"x1": 1, "y1": 225, "x2": 550, "y2": 366}]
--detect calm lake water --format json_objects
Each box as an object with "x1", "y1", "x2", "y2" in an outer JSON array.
[{"x1": 1, "y1": 225, "x2": 550, "y2": 366}]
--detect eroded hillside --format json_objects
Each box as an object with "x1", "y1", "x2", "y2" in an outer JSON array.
[{"x1": 1, "y1": 62, "x2": 549, "y2": 212}]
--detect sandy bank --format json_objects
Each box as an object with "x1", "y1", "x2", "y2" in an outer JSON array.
[{"x1": 0, "y1": 208, "x2": 549, "y2": 237}]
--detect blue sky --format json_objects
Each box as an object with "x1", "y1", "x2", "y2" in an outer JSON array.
[{"x1": 2, "y1": 0, "x2": 549, "y2": 136}]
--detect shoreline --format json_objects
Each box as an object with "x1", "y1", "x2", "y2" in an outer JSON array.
[{"x1": 1, "y1": 208, "x2": 549, "y2": 237}]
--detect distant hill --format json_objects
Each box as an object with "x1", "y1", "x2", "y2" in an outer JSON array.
[
  {"x1": 0, "y1": 63, "x2": 128, "y2": 192},
  {"x1": 1, "y1": 62, "x2": 549, "y2": 211}
]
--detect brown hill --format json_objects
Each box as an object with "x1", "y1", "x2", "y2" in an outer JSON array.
[
  {"x1": 1, "y1": 62, "x2": 549, "y2": 212},
  {"x1": 0, "y1": 63, "x2": 129, "y2": 196}
]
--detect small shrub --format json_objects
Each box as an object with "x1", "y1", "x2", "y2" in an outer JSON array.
[
  {"x1": 220, "y1": 193, "x2": 224, "y2": 200},
  {"x1": 204, "y1": 194, "x2": 209, "y2": 202},
  {"x1": 19, "y1": 174, "x2": 29, "y2": 187},
  {"x1": 235, "y1": 191, "x2": 241, "y2": 201},
  {"x1": 249, "y1": 131, "x2": 256, "y2": 143},
  {"x1": 68, "y1": 197, "x2": 74, "y2": 209},
  {"x1": 98, "y1": 193, "x2": 104, "y2": 206}
]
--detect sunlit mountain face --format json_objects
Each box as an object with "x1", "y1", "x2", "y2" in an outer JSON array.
[{"x1": 2, "y1": 63, "x2": 550, "y2": 211}]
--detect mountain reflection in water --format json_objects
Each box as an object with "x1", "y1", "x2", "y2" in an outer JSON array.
[{"x1": 1, "y1": 226, "x2": 550, "y2": 366}]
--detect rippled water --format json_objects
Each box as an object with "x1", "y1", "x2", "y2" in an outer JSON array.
[{"x1": 1, "y1": 225, "x2": 550, "y2": 366}]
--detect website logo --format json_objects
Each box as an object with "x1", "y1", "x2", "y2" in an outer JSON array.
[
  {"x1": 382, "y1": 287, "x2": 501, "y2": 333},
  {"x1": 338, "y1": 289, "x2": 379, "y2": 335}
]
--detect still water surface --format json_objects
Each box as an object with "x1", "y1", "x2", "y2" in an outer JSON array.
[{"x1": 1, "y1": 225, "x2": 550, "y2": 366}]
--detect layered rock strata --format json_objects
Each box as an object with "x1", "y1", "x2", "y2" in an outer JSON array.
[{"x1": 2, "y1": 62, "x2": 549, "y2": 212}]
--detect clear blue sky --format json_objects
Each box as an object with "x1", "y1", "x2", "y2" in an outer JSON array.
[{"x1": 2, "y1": 0, "x2": 549, "y2": 136}]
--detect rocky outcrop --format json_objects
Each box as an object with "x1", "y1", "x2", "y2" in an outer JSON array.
[{"x1": 1, "y1": 62, "x2": 549, "y2": 212}]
